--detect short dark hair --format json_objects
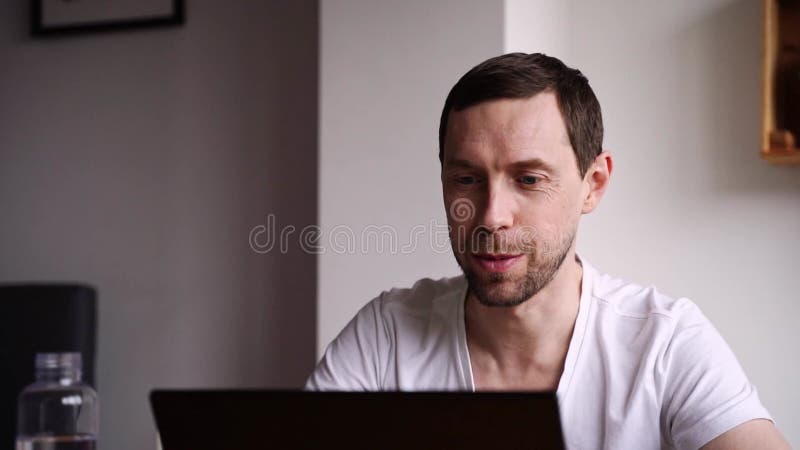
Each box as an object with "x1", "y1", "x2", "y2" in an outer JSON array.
[{"x1": 438, "y1": 53, "x2": 603, "y2": 177}]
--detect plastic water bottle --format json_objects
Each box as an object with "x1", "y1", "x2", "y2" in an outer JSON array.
[{"x1": 16, "y1": 353, "x2": 99, "y2": 450}]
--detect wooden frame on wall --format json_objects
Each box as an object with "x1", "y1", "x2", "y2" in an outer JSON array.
[
  {"x1": 31, "y1": 0, "x2": 185, "y2": 36},
  {"x1": 761, "y1": 0, "x2": 800, "y2": 164}
]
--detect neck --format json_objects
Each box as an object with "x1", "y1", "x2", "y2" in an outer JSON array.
[{"x1": 465, "y1": 253, "x2": 583, "y2": 373}]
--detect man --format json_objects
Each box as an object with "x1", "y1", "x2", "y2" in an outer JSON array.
[{"x1": 306, "y1": 53, "x2": 790, "y2": 449}]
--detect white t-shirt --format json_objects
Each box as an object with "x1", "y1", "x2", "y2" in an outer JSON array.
[{"x1": 306, "y1": 260, "x2": 772, "y2": 449}]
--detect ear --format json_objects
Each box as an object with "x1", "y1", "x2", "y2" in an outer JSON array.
[{"x1": 581, "y1": 151, "x2": 613, "y2": 214}]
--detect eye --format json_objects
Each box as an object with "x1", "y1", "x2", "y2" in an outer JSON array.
[
  {"x1": 518, "y1": 175, "x2": 540, "y2": 185},
  {"x1": 456, "y1": 175, "x2": 479, "y2": 185}
]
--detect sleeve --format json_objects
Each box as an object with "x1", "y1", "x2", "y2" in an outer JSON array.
[
  {"x1": 304, "y1": 296, "x2": 388, "y2": 391},
  {"x1": 660, "y1": 302, "x2": 772, "y2": 450}
]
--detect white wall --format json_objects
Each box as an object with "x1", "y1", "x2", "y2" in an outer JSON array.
[
  {"x1": 565, "y1": 0, "x2": 800, "y2": 445},
  {"x1": 504, "y1": 0, "x2": 571, "y2": 57},
  {"x1": 0, "y1": 1, "x2": 318, "y2": 449},
  {"x1": 318, "y1": 0, "x2": 504, "y2": 355},
  {"x1": 320, "y1": 0, "x2": 799, "y2": 445}
]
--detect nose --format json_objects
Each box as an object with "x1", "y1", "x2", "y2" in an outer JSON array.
[{"x1": 479, "y1": 180, "x2": 514, "y2": 232}]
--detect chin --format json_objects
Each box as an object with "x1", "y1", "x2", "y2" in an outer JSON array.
[
  {"x1": 460, "y1": 262, "x2": 534, "y2": 307},
  {"x1": 472, "y1": 282, "x2": 533, "y2": 308},
  {"x1": 458, "y1": 247, "x2": 572, "y2": 307}
]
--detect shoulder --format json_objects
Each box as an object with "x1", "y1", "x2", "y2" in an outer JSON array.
[
  {"x1": 583, "y1": 264, "x2": 770, "y2": 449},
  {"x1": 581, "y1": 263, "x2": 717, "y2": 378},
  {"x1": 588, "y1": 266, "x2": 706, "y2": 338},
  {"x1": 585, "y1": 266, "x2": 724, "y2": 375},
  {"x1": 364, "y1": 275, "x2": 467, "y2": 350},
  {"x1": 306, "y1": 275, "x2": 466, "y2": 391},
  {"x1": 591, "y1": 268, "x2": 698, "y2": 320},
  {"x1": 344, "y1": 274, "x2": 467, "y2": 349},
  {"x1": 375, "y1": 275, "x2": 467, "y2": 319}
]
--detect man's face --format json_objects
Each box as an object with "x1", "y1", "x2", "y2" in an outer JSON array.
[{"x1": 442, "y1": 93, "x2": 588, "y2": 307}]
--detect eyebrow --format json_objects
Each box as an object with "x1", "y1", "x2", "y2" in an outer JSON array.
[
  {"x1": 444, "y1": 157, "x2": 554, "y2": 172},
  {"x1": 508, "y1": 158, "x2": 554, "y2": 172},
  {"x1": 443, "y1": 158, "x2": 479, "y2": 170}
]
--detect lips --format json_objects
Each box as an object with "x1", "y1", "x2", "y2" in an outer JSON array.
[{"x1": 472, "y1": 253, "x2": 523, "y2": 273}]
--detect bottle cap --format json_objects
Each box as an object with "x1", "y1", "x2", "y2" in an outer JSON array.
[{"x1": 35, "y1": 352, "x2": 82, "y2": 370}]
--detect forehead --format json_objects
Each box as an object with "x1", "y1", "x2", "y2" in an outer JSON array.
[{"x1": 443, "y1": 93, "x2": 573, "y2": 168}]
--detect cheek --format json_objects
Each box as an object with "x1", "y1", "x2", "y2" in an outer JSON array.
[
  {"x1": 443, "y1": 196, "x2": 470, "y2": 250},
  {"x1": 444, "y1": 192, "x2": 479, "y2": 228},
  {"x1": 516, "y1": 192, "x2": 580, "y2": 239},
  {"x1": 548, "y1": 181, "x2": 584, "y2": 220}
]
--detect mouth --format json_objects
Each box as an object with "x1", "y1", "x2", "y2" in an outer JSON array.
[{"x1": 471, "y1": 253, "x2": 523, "y2": 273}]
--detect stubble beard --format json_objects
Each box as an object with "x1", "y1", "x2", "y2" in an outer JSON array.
[{"x1": 456, "y1": 228, "x2": 576, "y2": 308}]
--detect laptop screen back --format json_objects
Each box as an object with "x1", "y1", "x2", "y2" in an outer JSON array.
[{"x1": 150, "y1": 389, "x2": 565, "y2": 450}]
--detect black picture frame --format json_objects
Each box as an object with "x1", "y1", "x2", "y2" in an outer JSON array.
[{"x1": 31, "y1": 0, "x2": 185, "y2": 37}]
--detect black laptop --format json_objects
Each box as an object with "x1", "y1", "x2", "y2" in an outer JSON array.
[{"x1": 150, "y1": 389, "x2": 565, "y2": 450}]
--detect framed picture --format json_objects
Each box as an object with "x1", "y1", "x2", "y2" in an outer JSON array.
[
  {"x1": 761, "y1": 0, "x2": 800, "y2": 164},
  {"x1": 32, "y1": 0, "x2": 185, "y2": 36}
]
